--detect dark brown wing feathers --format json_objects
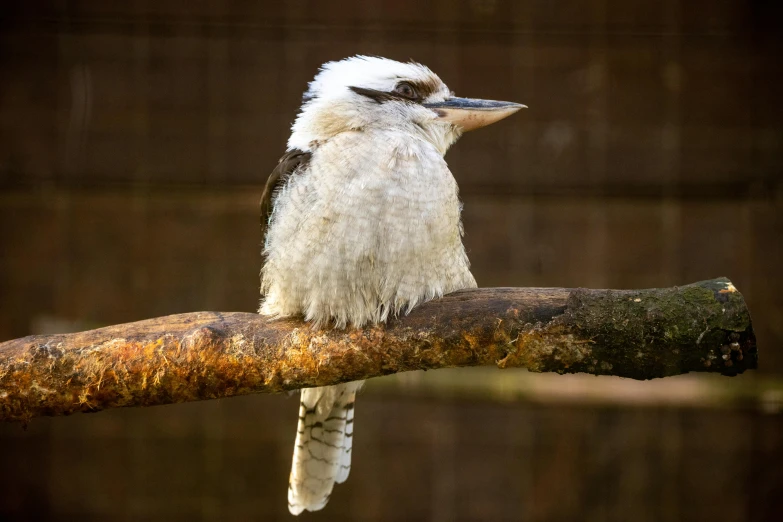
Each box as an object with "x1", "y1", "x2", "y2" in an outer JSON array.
[{"x1": 260, "y1": 149, "x2": 311, "y2": 247}]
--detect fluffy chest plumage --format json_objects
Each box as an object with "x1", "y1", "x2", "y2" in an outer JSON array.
[{"x1": 260, "y1": 130, "x2": 476, "y2": 327}]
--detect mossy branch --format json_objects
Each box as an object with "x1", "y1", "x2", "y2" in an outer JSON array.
[{"x1": 0, "y1": 278, "x2": 757, "y2": 423}]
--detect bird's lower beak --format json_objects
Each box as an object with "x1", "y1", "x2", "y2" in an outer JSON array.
[{"x1": 423, "y1": 98, "x2": 526, "y2": 131}]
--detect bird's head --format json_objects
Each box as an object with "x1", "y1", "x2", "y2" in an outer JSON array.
[{"x1": 287, "y1": 56, "x2": 524, "y2": 155}]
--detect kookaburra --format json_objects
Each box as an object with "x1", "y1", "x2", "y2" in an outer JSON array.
[{"x1": 259, "y1": 56, "x2": 523, "y2": 515}]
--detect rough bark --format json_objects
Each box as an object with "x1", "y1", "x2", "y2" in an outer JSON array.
[{"x1": 0, "y1": 277, "x2": 756, "y2": 423}]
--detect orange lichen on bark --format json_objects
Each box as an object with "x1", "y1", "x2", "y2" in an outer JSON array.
[{"x1": 0, "y1": 279, "x2": 757, "y2": 423}]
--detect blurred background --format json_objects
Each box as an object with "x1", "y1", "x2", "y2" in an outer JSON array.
[{"x1": 1, "y1": 1, "x2": 782, "y2": 520}]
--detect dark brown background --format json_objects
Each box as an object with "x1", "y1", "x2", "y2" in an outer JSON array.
[{"x1": 1, "y1": 1, "x2": 782, "y2": 520}]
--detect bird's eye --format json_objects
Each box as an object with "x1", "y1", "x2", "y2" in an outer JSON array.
[{"x1": 393, "y1": 82, "x2": 418, "y2": 100}]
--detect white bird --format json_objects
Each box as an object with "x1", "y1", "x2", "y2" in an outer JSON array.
[{"x1": 258, "y1": 55, "x2": 524, "y2": 515}]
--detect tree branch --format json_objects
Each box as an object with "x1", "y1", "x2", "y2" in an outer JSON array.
[{"x1": 0, "y1": 278, "x2": 757, "y2": 422}]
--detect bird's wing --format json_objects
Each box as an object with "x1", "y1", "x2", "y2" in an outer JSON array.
[{"x1": 260, "y1": 148, "x2": 312, "y2": 247}]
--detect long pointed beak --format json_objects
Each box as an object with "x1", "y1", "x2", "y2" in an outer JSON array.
[{"x1": 423, "y1": 97, "x2": 526, "y2": 131}]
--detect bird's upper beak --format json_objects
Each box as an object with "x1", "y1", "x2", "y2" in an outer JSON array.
[{"x1": 423, "y1": 97, "x2": 526, "y2": 131}]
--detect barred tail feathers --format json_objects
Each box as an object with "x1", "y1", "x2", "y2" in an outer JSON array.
[
  {"x1": 288, "y1": 381, "x2": 361, "y2": 515},
  {"x1": 335, "y1": 393, "x2": 355, "y2": 484}
]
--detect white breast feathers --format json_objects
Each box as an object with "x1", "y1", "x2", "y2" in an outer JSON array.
[{"x1": 260, "y1": 129, "x2": 476, "y2": 328}]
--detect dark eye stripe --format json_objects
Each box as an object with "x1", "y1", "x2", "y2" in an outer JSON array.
[
  {"x1": 349, "y1": 86, "x2": 401, "y2": 104},
  {"x1": 349, "y1": 79, "x2": 441, "y2": 105},
  {"x1": 407, "y1": 79, "x2": 441, "y2": 100}
]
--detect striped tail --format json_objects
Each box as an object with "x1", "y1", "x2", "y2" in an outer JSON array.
[{"x1": 288, "y1": 381, "x2": 362, "y2": 515}]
